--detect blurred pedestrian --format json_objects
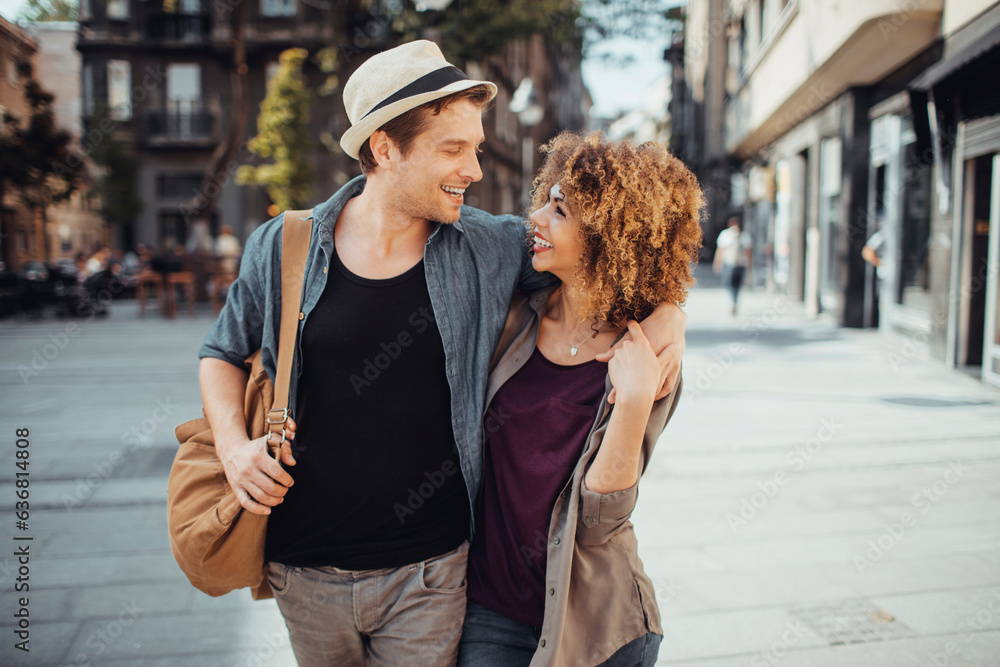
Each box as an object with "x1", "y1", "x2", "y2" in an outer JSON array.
[
  {"x1": 713, "y1": 216, "x2": 751, "y2": 315},
  {"x1": 85, "y1": 247, "x2": 110, "y2": 277},
  {"x1": 215, "y1": 224, "x2": 242, "y2": 276},
  {"x1": 862, "y1": 226, "x2": 885, "y2": 326}
]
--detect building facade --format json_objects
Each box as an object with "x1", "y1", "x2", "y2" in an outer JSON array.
[
  {"x1": 32, "y1": 21, "x2": 106, "y2": 262},
  {"x1": 680, "y1": 0, "x2": 1000, "y2": 386},
  {"x1": 76, "y1": 1, "x2": 587, "y2": 254},
  {"x1": 76, "y1": 0, "x2": 340, "y2": 252},
  {"x1": 0, "y1": 14, "x2": 38, "y2": 270}
]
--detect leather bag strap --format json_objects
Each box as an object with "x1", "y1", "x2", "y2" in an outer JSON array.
[{"x1": 267, "y1": 209, "x2": 313, "y2": 445}]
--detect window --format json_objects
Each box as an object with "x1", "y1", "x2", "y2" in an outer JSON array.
[
  {"x1": 108, "y1": 60, "x2": 132, "y2": 120},
  {"x1": 8, "y1": 58, "x2": 21, "y2": 85},
  {"x1": 82, "y1": 63, "x2": 95, "y2": 116},
  {"x1": 107, "y1": 0, "x2": 129, "y2": 20},
  {"x1": 167, "y1": 63, "x2": 201, "y2": 111},
  {"x1": 167, "y1": 64, "x2": 202, "y2": 136},
  {"x1": 265, "y1": 61, "x2": 281, "y2": 90},
  {"x1": 260, "y1": 0, "x2": 296, "y2": 18},
  {"x1": 157, "y1": 173, "x2": 203, "y2": 198}
]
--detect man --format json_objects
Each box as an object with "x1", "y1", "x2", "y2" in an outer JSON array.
[
  {"x1": 198, "y1": 41, "x2": 686, "y2": 666},
  {"x1": 713, "y1": 216, "x2": 751, "y2": 316},
  {"x1": 862, "y1": 226, "x2": 885, "y2": 325}
]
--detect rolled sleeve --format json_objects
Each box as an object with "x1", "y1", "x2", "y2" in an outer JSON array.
[
  {"x1": 576, "y1": 375, "x2": 684, "y2": 546},
  {"x1": 198, "y1": 230, "x2": 267, "y2": 369},
  {"x1": 577, "y1": 478, "x2": 639, "y2": 546}
]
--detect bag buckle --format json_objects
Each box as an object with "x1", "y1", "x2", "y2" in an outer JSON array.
[
  {"x1": 267, "y1": 408, "x2": 289, "y2": 425},
  {"x1": 267, "y1": 428, "x2": 286, "y2": 445}
]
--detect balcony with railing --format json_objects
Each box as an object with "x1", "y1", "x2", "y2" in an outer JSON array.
[
  {"x1": 143, "y1": 105, "x2": 216, "y2": 147},
  {"x1": 145, "y1": 12, "x2": 212, "y2": 43}
]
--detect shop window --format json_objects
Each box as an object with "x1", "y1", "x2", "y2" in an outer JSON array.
[
  {"x1": 897, "y1": 119, "x2": 932, "y2": 311},
  {"x1": 819, "y1": 136, "x2": 844, "y2": 309}
]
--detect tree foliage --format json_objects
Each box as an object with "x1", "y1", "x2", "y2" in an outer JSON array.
[
  {"x1": 21, "y1": 0, "x2": 78, "y2": 21},
  {"x1": 391, "y1": 0, "x2": 583, "y2": 65},
  {"x1": 86, "y1": 107, "x2": 144, "y2": 228},
  {"x1": 236, "y1": 48, "x2": 316, "y2": 211},
  {"x1": 0, "y1": 67, "x2": 83, "y2": 263}
]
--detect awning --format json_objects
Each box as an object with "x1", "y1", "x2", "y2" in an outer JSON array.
[{"x1": 910, "y1": 22, "x2": 1000, "y2": 90}]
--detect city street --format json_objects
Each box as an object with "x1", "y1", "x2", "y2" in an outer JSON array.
[{"x1": 1, "y1": 276, "x2": 999, "y2": 666}]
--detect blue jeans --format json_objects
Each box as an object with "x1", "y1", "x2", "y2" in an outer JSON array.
[
  {"x1": 721, "y1": 264, "x2": 746, "y2": 306},
  {"x1": 457, "y1": 600, "x2": 662, "y2": 666}
]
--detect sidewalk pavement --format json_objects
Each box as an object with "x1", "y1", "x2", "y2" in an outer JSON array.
[{"x1": 0, "y1": 276, "x2": 997, "y2": 666}]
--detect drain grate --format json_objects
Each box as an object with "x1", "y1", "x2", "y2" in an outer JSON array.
[{"x1": 788, "y1": 599, "x2": 918, "y2": 646}]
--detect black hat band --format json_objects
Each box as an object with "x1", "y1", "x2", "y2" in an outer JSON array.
[{"x1": 362, "y1": 66, "x2": 471, "y2": 120}]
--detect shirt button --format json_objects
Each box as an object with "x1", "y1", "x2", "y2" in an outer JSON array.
[
  {"x1": 585, "y1": 516, "x2": 594, "y2": 524},
  {"x1": 549, "y1": 588, "x2": 555, "y2": 596},
  {"x1": 539, "y1": 639, "x2": 546, "y2": 648},
  {"x1": 552, "y1": 537, "x2": 560, "y2": 545},
  {"x1": 298, "y1": 312, "x2": 304, "y2": 320}
]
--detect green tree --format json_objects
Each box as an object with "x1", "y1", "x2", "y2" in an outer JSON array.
[
  {"x1": 21, "y1": 0, "x2": 78, "y2": 21},
  {"x1": 2, "y1": 66, "x2": 83, "y2": 264},
  {"x1": 236, "y1": 48, "x2": 316, "y2": 211},
  {"x1": 0, "y1": 111, "x2": 26, "y2": 268},
  {"x1": 388, "y1": 0, "x2": 583, "y2": 67},
  {"x1": 86, "y1": 107, "x2": 144, "y2": 230}
]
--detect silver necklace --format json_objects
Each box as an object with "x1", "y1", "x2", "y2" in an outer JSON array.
[{"x1": 558, "y1": 291, "x2": 597, "y2": 356}]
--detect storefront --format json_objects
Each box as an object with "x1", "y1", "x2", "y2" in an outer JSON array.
[
  {"x1": 910, "y1": 12, "x2": 1000, "y2": 385},
  {"x1": 866, "y1": 97, "x2": 935, "y2": 338}
]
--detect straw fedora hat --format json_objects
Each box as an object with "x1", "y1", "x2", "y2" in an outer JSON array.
[{"x1": 340, "y1": 40, "x2": 498, "y2": 160}]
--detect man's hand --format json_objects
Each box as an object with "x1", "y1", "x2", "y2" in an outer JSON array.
[
  {"x1": 219, "y1": 417, "x2": 298, "y2": 515},
  {"x1": 596, "y1": 303, "x2": 685, "y2": 404}
]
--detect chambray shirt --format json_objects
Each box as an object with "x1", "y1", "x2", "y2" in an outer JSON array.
[{"x1": 199, "y1": 175, "x2": 551, "y2": 534}]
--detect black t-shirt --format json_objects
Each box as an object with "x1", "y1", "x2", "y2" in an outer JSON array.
[{"x1": 265, "y1": 248, "x2": 469, "y2": 569}]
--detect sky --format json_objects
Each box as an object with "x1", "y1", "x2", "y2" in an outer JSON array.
[
  {"x1": 0, "y1": 0, "x2": 26, "y2": 22},
  {"x1": 0, "y1": 0, "x2": 672, "y2": 119}
]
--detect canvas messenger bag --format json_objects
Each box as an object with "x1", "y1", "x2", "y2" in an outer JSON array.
[{"x1": 167, "y1": 209, "x2": 312, "y2": 599}]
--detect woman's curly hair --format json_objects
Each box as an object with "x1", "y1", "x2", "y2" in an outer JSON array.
[{"x1": 527, "y1": 131, "x2": 705, "y2": 330}]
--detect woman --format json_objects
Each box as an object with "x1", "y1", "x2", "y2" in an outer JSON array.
[{"x1": 458, "y1": 132, "x2": 704, "y2": 666}]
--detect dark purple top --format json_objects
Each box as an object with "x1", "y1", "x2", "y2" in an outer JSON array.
[{"x1": 467, "y1": 347, "x2": 608, "y2": 626}]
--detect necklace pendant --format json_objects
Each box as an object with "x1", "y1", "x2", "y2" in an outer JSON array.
[{"x1": 570, "y1": 346, "x2": 579, "y2": 356}]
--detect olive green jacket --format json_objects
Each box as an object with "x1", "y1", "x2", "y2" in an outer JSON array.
[{"x1": 486, "y1": 287, "x2": 682, "y2": 667}]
